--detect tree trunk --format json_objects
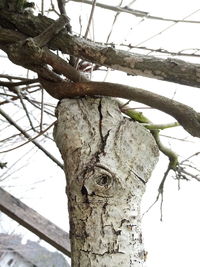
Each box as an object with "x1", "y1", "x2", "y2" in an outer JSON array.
[{"x1": 53, "y1": 96, "x2": 159, "y2": 266}]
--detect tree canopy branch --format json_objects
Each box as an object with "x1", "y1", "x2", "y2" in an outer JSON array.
[
  {"x1": 68, "y1": 0, "x2": 200, "y2": 24},
  {"x1": 0, "y1": 108, "x2": 64, "y2": 169},
  {"x1": 38, "y1": 79, "x2": 200, "y2": 138},
  {"x1": 1, "y1": 11, "x2": 200, "y2": 138},
  {"x1": 1, "y1": 11, "x2": 200, "y2": 88}
]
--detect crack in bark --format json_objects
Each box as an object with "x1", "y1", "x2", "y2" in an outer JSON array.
[
  {"x1": 92, "y1": 98, "x2": 111, "y2": 163},
  {"x1": 100, "y1": 213, "x2": 105, "y2": 237},
  {"x1": 80, "y1": 249, "x2": 125, "y2": 256},
  {"x1": 131, "y1": 170, "x2": 146, "y2": 185},
  {"x1": 98, "y1": 98, "x2": 104, "y2": 144},
  {"x1": 97, "y1": 99, "x2": 112, "y2": 153},
  {"x1": 81, "y1": 185, "x2": 89, "y2": 203}
]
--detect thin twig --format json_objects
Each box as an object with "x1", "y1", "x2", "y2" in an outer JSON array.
[
  {"x1": 180, "y1": 152, "x2": 200, "y2": 164},
  {"x1": 57, "y1": 0, "x2": 67, "y2": 15},
  {"x1": 57, "y1": 0, "x2": 72, "y2": 32},
  {"x1": 0, "y1": 75, "x2": 36, "y2": 80},
  {"x1": 15, "y1": 88, "x2": 36, "y2": 131},
  {"x1": 68, "y1": 0, "x2": 200, "y2": 24},
  {"x1": 143, "y1": 166, "x2": 171, "y2": 221},
  {"x1": 143, "y1": 122, "x2": 180, "y2": 130},
  {"x1": 136, "y1": 9, "x2": 200, "y2": 46},
  {"x1": 107, "y1": 43, "x2": 200, "y2": 58},
  {"x1": 160, "y1": 134, "x2": 193, "y2": 142},
  {"x1": 84, "y1": 0, "x2": 97, "y2": 38},
  {"x1": 40, "y1": 88, "x2": 44, "y2": 132},
  {"x1": 0, "y1": 78, "x2": 39, "y2": 88},
  {"x1": 24, "y1": 97, "x2": 55, "y2": 117},
  {"x1": 41, "y1": 0, "x2": 44, "y2": 15},
  {"x1": 106, "y1": 0, "x2": 123, "y2": 43},
  {"x1": 74, "y1": 0, "x2": 97, "y2": 69},
  {"x1": 0, "y1": 122, "x2": 55, "y2": 153},
  {"x1": 0, "y1": 108, "x2": 63, "y2": 169},
  {"x1": 57, "y1": 0, "x2": 76, "y2": 66}
]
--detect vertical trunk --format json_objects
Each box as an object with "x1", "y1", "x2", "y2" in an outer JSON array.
[{"x1": 54, "y1": 96, "x2": 159, "y2": 267}]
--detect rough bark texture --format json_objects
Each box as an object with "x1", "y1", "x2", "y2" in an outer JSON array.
[{"x1": 54, "y1": 97, "x2": 159, "y2": 266}]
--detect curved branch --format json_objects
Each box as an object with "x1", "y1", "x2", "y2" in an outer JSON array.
[{"x1": 39, "y1": 78, "x2": 200, "y2": 138}]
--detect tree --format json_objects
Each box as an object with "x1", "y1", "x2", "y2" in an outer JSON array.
[{"x1": 0, "y1": 0, "x2": 200, "y2": 266}]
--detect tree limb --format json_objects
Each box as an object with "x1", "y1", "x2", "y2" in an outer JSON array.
[
  {"x1": 33, "y1": 14, "x2": 68, "y2": 47},
  {"x1": 1, "y1": 12, "x2": 200, "y2": 137},
  {"x1": 57, "y1": 0, "x2": 72, "y2": 32},
  {"x1": 38, "y1": 79, "x2": 200, "y2": 138},
  {"x1": 1, "y1": 11, "x2": 200, "y2": 88}
]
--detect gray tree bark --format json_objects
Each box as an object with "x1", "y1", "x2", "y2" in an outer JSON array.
[{"x1": 54, "y1": 96, "x2": 159, "y2": 266}]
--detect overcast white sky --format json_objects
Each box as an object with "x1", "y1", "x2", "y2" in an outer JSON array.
[{"x1": 1, "y1": 1, "x2": 200, "y2": 266}]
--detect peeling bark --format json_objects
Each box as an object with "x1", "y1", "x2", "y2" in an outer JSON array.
[{"x1": 54, "y1": 97, "x2": 159, "y2": 266}]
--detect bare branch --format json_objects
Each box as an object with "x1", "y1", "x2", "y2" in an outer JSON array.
[
  {"x1": 141, "y1": 122, "x2": 179, "y2": 130},
  {"x1": 0, "y1": 122, "x2": 55, "y2": 153},
  {"x1": 1, "y1": 12, "x2": 200, "y2": 138},
  {"x1": 40, "y1": 87, "x2": 44, "y2": 132},
  {"x1": 84, "y1": 0, "x2": 96, "y2": 39},
  {"x1": 57, "y1": 0, "x2": 72, "y2": 32},
  {"x1": 0, "y1": 78, "x2": 39, "y2": 87},
  {"x1": 34, "y1": 14, "x2": 68, "y2": 47},
  {"x1": 143, "y1": 165, "x2": 171, "y2": 221},
  {"x1": 106, "y1": 0, "x2": 123, "y2": 43},
  {"x1": 175, "y1": 164, "x2": 200, "y2": 182},
  {"x1": 0, "y1": 74, "x2": 36, "y2": 80},
  {"x1": 1, "y1": 12, "x2": 200, "y2": 88},
  {"x1": 0, "y1": 108, "x2": 63, "y2": 169},
  {"x1": 68, "y1": 0, "x2": 200, "y2": 24},
  {"x1": 181, "y1": 152, "x2": 200, "y2": 163},
  {"x1": 38, "y1": 79, "x2": 200, "y2": 138},
  {"x1": 0, "y1": 28, "x2": 87, "y2": 82},
  {"x1": 15, "y1": 88, "x2": 36, "y2": 131},
  {"x1": 57, "y1": 0, "x2": 67, "y2": 15},
  {"x1": 61, "y1": 36, "x2": 200, "y2": 88},
  {"x1": 136, "y1": 9, "x2": 200, "y2": 47},
  {"x1": 111, "y1": 43, "x2": 200, "y2": 58}
]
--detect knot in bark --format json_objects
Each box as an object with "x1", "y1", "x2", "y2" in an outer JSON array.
[{"x1": 83, "y1": 166, "x2": 116, "y2": 198}]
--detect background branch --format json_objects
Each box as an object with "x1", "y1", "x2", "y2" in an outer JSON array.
[
  {"x1": 68, "y1": 0, "x2": 200, "y2": 24},
  {"x1": 0, "y1": 108, "x2": 63, "y2": 169},
  {"x1": 1, "y1": 12, "x2": 200, "y2": 88}
]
